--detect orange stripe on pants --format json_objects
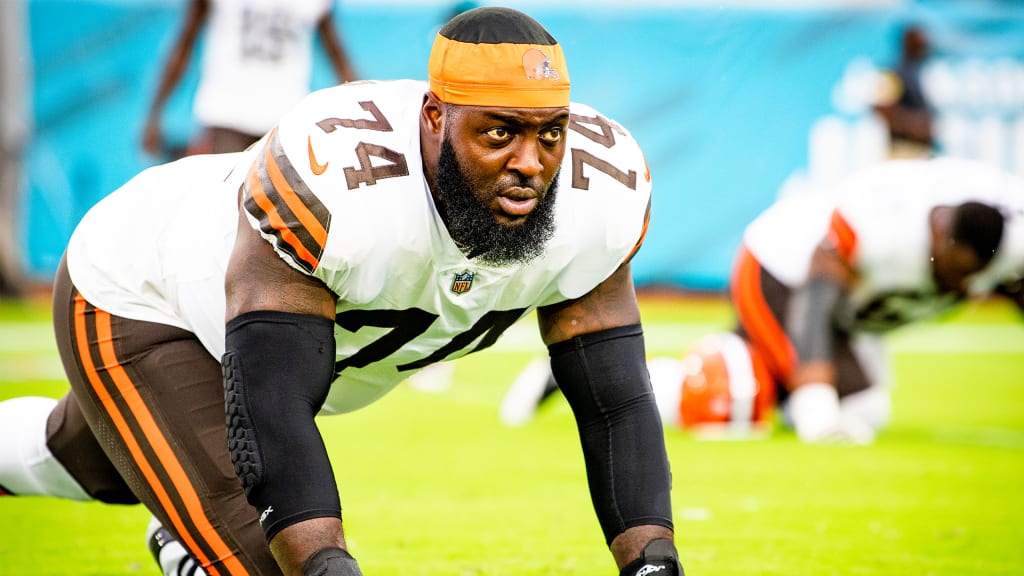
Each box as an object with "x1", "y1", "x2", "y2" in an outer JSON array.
[
  {"x1": 73, "y1": 296, "x2": 250, "y2": 576},
  {"x1": 729, "y1": 247, "x2": 796, "y2": 385}
]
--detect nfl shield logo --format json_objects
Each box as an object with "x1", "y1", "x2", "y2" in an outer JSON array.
[{"x1": 451, "y1": 270, "x2": 475, "y2": 294}]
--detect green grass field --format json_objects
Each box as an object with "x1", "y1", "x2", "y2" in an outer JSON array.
[{"x1": 1, "y1": 294, "x2": 1022, "y2": 575}]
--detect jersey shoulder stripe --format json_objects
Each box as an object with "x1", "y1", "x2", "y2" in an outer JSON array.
[
  {"x1": 243, "y1": 128, "x2": 332, "y2": 273},
  {"x1": 623, "y1": 198, "x2": 651, "y2": 264},
  {"x1": 826, "y1": 209, "x2": 857, "y2": 263}
]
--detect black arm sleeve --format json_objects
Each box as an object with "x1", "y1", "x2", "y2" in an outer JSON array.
[
  {"x1": 785, "y1": 276, "x2": 845, "y2": 363},
  {"x1": 548, "y1": 324, "x2": 673, "y2": 545},
  {"x1": 222, "y1": 310, "x2": 339, "y2": 541}
]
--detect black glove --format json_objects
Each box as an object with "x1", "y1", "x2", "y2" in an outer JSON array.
[
  {"x1": 619, "y1": 539, "x2": 684, "y2": 576},
  {"x1": 303, "y1": 547, "x2": 362, "y2": 576}
]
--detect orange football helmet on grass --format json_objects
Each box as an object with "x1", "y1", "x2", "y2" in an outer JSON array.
[{"x1": 677, "y1": 332, "x2": 776, "y2": 434}]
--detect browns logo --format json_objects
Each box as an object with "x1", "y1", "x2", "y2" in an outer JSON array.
[{"x1": 522, "y1": 48, "x2": 560, "y2": 82}]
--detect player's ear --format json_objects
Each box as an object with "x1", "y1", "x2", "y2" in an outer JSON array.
[
  {"x1": 930, "y1": 205, "x2": 954, "y2": 234},
  {"x1": 929, "y1": 205, "x2": 956, "y2": 253},
  {"x1": 421, "y1": 91, "x2": 445, "y2": 135}
]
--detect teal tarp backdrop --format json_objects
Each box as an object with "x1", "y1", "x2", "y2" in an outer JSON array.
[{"x1": 19, "y1": 0, "x2": 1024, "y2": 289}]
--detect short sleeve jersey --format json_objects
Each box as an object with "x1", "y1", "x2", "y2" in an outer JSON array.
[
  {"x1": 68, "y1": 80, "x2": 651, "y2": 415},
  {"x1": 243, "y1": 80, "x2": 651, "y2": 413},
  {"x1": 744, "y1": 157, "x2": 1024, "y2": 333},
  {"x1": 193, "y1": 0, "x2": 333, "y2": 135}
]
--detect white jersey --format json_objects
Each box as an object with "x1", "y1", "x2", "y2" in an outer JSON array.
[
  {"x1": 68, "y1": 79, "x2": 651, "y2": 414},
  {"x1": 193, "y1": 0, "x2": 333, "y2": 136},
  {"x1": 67, "y1": 152, "x2": 250, "y2": 360},
  {"x1": 744, "y1": 157, "x2": 1024, "y2": 332}
]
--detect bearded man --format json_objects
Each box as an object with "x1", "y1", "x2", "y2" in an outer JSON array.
[{"x1": 0, "y1": 7, "x2": 681, "y2": 576}]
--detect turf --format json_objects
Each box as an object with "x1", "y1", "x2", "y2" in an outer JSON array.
[{"x1": 0, "y1": 294, "x2": 1022, "y2": 575}]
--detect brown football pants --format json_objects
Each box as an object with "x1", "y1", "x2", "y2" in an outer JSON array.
[
  {"x1": 47, "y1": 255, "x2": 280, "y2": 575},
  {"x1": 729, "y1": 246, "x2": 873, "y2": 400}
]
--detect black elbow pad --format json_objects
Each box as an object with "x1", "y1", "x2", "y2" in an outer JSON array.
[{"x1": 222, "y1": 310, "x2": 339, "y2": 540}]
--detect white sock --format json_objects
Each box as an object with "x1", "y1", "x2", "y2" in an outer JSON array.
[
  {"x1": 0, "y1": 397, "x2": 91, "y2": 500},
  {"x1": 147, "y1": 516, "x2": 208, "y2": 576}
]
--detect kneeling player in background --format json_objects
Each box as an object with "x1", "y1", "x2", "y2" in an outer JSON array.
[{"x1": 504, "y1": 157, "x2": 1024, "y2": 444}]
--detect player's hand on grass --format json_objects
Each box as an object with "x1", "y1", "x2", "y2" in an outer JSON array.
[
  {"x1": 303, "y1": 547, "x2": 362, "y2": 576},
  {"x1": 619, "y1": 539, "x2": 684, "y2": 576},
  {"x1": 833, "y1": 411, "x2": 875, "y2": 445},
  {"x1": 788, "y1": 382, "x2": 841, "y2": 442},
  {"x1": 786, "y1": 382, "x2": 872, "y2": 445}
]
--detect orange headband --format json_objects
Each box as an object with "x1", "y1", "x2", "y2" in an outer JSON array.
[{"x1": 428, "y1": 35, "x2": 571, "y2": 108}]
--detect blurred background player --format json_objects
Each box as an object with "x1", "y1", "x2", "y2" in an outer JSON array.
[
  {"x1": 872, "y1": 24, "x2": 934, "y2": 158},
  {"x1": 142, "y1": 0, "x2": 358, "y2": 157},
  {"x1": 504, "y1": 157, "x2": 1024, "y2": 444},
  {"x1": 0, "y1": 0, "x2": 30, "y2": 297},
  {"x1": 734, "y1": 157, "x2": 1024, "y2": 444}
]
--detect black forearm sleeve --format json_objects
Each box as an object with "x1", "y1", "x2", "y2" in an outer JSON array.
[
  {"x1": 786, "y1": 276, "x2": 844, "y2": 363},
  {"x1": 222, "y1": 310, "x2": 339, "y2": 541},
  {"x1": 548, "y1": 324, "x2": 674, "y2": 545}
]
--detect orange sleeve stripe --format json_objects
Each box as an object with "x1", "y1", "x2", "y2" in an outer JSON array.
[
  {"x1": 622, "y1": 200, "x2": 651, "y2": 265},
  {"x1": 247, "y1": 169, "x2": 321, "y2": 271},
  {"x1": 828, "y1": 210, "x2": 857, "y2": 263},
  {"x1": 263, "y1": 142, "x2": 328, "y2": 249},
  {"x1": 75, "y1": 297, "x2": 250, "y2": 576},
  {"x1": 729, "y1": 247, "x2": 795, "y2": 382}
]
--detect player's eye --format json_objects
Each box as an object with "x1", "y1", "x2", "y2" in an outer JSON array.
[
  {"x1": 539, "y1": 126, "x2": 563, "y2": 145},
  {"x1": 484, "y1": 127, "x2": 513, "y2": 142}
]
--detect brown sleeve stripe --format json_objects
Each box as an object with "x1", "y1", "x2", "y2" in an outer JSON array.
[
  {"x1": 245, "y1": 169, "x2": 322, "y2": 272},
  {"x1": 263, "y1": 131, "x2": 329, "y2": 246},
  {"x1": 729, "y1": 247, "x2": 795, "y2": 387},
  {"x1": 243, "y1": 129, "x2": 331, "y2": 274},
  {"x1": 72, "y1": 295, "x2": 250, "y2": 576}
]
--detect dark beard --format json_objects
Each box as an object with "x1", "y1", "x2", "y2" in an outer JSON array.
[{"x1": 434, "y1": 137, "x2": 558, "y2": 266}]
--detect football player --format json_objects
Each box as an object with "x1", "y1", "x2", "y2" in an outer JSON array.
[
  {"x1": 0, "y1": 8, "x2": 681, "y2": 576},
  {"x1": 737, "y1": 157, "x2": 1024, "y2": 443},
  {"x1": 143, "y1": 0, "x2": 359, "y2": 157},
  {"x1": 503, "y1": 157, "x2": 1024, "y2": 445}
]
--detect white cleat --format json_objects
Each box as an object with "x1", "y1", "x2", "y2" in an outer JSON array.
[
  {"x1": 147, "y1": 516, "x2": 206, "y2": 576},
  {"x1": 499, "y1": 357, "x2": 556, "y2": 427}
]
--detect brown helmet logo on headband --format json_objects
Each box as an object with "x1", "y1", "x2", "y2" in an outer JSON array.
[{"x1": 523, "y1": 48, "x2": 560, "y2": 82}]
